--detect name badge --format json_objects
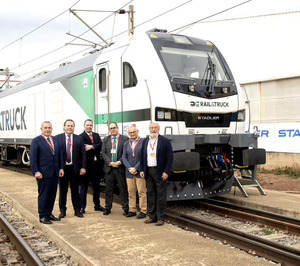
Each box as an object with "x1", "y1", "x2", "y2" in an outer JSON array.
[
  {"x1": 111, "y1": 149, "x2": 117, "y2": 154},
  {"x1": 150, "y1": 153, "x2": 156, "y2": 157}
]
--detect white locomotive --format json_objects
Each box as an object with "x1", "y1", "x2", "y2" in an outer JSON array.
[{"x1": 0, "y1": 29, "x2": 265, "y2": 200}]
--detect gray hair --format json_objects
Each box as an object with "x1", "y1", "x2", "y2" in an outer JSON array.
[
  {"x1": 41, "y1": 121, "x2": 52, "y2": 128},
  {"x1": 149, "y1": 122, "x2": 160, "y2": 129}
]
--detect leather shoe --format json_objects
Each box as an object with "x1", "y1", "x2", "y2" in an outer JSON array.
[
  {"x1": 74, "y1": 211, "x2": 83, "y2": 218},
  {"x1": 144, "y1": 219, "x2": 157, "y2": 224},
  {"x1": 48, "y1": 214, "x2": 60, "y2": 221},
  {"x1": 126, "y1": 212, "x2": 136, "y2": 218},
  {"x1": 40, "y1": 217, "x2": 52, "y2": 224},
  {"x1": 80, "y1": 208, "x2": 85, "y2": 214},
  {"x1": 59, "y1": 212, "x2": 66, "y2": 219},
  {"x1": 156, "y1": 220, "x2": 164, "y2": 226},
  {"x1": 103, "y1": 210, "x2": 111, "y2": 216},
  {"x1": 94, "y1": 206, "x2": 105, "y2": 212},
  {"x1": 137, "y1": 212, "x2": 146, "y2": 219}
]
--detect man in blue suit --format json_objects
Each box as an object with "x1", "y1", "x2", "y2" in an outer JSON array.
[
  {"x1": 140, "y1": 122, "x2": 173, "y2": 226},
  {"x1": 56, "y1": 119, "x2": 87, "y2": 218},
  {"x1": 30, "y1": 121, "x2": 64, "y2": 224},
  {"x1": 122, "y1": 125, "x2": 147, "y2": 219}
]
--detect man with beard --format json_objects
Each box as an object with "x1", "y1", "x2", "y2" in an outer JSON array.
[{"x1": 140, "y1": 122, "x2": 173, "y2": 226}]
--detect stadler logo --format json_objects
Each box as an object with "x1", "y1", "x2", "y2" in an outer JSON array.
[
  {"x1": 198, "y1": 116, "x2": 220, "y2": 121},
  {"x1": 190, "y1": 101, "x2": 229, "y2": 107}
]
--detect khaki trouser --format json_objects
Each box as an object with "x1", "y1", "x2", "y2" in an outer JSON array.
[{"x1": 126, "y1": 176, "x2": 147, "y2": 213}]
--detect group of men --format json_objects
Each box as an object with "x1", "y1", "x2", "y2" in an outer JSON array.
[{"x1": 30, "y1": 119, "x2": 173, "y2": 227}]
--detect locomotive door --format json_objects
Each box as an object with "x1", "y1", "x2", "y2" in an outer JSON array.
[{"x1": 95, "y1": 63, "x2": 109, "y2": 137}]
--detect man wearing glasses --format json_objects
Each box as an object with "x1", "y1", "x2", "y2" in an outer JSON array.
[
  {"x1": 122, "y1": 125, "x2": 147, "y2": 219},
  {"x1": 101, "y1": 122, "x2": 129, "y2": 215}
]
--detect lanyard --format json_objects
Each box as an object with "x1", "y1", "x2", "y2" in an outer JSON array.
[
  {"x1": 129, "y1": 137, "x2": 140, "y2": 157},
  {"x1": 149, "y1": 137, "x2": 158, "y2": 152},
  {"x1": 111, "y1": 135, "x2": 120, "y2": 148},
  {"x1": 43, "y1": 136, "x2": 54, "y2": 151}
]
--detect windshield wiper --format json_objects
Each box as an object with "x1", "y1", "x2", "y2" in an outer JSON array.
[{"x1": 201, "y1": 53, "x2": 216, "y2": 97}]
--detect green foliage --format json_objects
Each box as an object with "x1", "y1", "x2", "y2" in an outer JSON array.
[
  {"x1": 261, "y1": 228, "x2": 273, "y2": 235},
  {"x1": 259, "y1": 166, "x2": 300, "y2": 179}
]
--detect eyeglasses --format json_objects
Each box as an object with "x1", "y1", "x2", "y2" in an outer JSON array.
[
  {"x1": 128, "y1": 131, "x2": 137, "y2": 134},
  {"x1": 109, "y1": 127, "x2": 117, "y2": 130}
]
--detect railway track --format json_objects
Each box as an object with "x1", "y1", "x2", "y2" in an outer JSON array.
[
  {"x1": 0, "y1": 212, "x2": 44, "y2": 265},
  {"x1": 166, "y1": 210, "x2": 300, "y2": 265}
]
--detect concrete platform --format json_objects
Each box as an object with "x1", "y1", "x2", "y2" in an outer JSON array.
[
  {"x1": 0, "y1": 168, "x2": 287, "y2": 265},
  {"x1": 221, "y1": 186, "x2": 300, "y2": 219}
]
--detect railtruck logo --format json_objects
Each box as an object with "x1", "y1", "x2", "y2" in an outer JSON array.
[
  {"x1": 190, "y1": 101, "x2": 229, "y2": 107},
  {"x1": 0, "y1": 106, "x2": 27, "y2": 131}
]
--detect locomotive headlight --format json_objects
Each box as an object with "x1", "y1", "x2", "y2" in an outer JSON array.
[
  {"x1": 157, "y1": 111, "x2": 164, "y2": 119},
  {"x1": 222, "y1": 87, "x2": 229, "y2": 93},
  {"x1": 237, "y1": 109, "x2": 245, "y2": 121},
  {"x1": 188, "y1": 85, "x2": 195, "y2": 92},
  {"x1": 155, "y1": 107, "x2": 177, "y2": 121},
  {"x1": 164, "y1": 112, "x2": 172, "y2": 119}
]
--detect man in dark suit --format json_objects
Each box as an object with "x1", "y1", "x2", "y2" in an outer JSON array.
[
  {"x1": 56, "y1": 119, "x2": 87, "y2": 218},
  {"x1": 30, "y1": 121, "x2": 64, "y2": 224},
  {"x1": 140, "y1": 122, "x2": 173, "y2": 226},
  {"x1": 122, "y1": 125, "x2": 147, "y2": 219},
  {"x1": 79, "y1": 119, "x2": 104, "y2": 213},
  {"x1": 101, "y1": 122, "x2": 129, "y2": 215}
]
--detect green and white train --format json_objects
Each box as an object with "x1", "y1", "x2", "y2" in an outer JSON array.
[{"x1": 0, "y1": 29, "x2": 265, "y2": 200}]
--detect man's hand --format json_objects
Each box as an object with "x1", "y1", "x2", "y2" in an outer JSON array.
[
  {"x1": 80, "y1": 168, "x2": 86, "y2": 175},
  {"x1": 140, "y1": 172, "x2": 145, "y2": 178},
  {"x1": 59, "y1": 169, "x2": 64, "y2": 178},
  {"x1": 85, "y1": 144, "x2": 94, "y2": 151},
  {"x1": 35, "y1": 172, "x2": 43, "y2": 179},
  {"x1": 129, "y1": 168, "x2": 137, "y2": 175},
  {"x1": 162, "y1": 172, "x2": 168, "y2": 181}
]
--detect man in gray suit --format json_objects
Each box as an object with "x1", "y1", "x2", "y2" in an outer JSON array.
[
  {"x1": 122, "y1": 125, "x2": 147, "y2": 219},
  {"x1": 102, "y1": 122, "x2": 129, "y2": 215}
]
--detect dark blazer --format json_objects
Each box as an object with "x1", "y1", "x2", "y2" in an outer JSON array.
[
  {"x1": 79, "y1": 131, "x2": 102, "y2": 167},
  {"x1": 56, "y1": 133, "x2": 87, "y2": 174},
  {"x1": 141, "y1": 135, "x2": 173, "y2": 179},
  {"x1": 30, "y1": 135, "x2": 64, "y2": 178},
  {"x1": 122, "y1": 138, "x2": 144, "y2": 178},
  {"x1": 102, "y1": 134, "x2": 129, "y2": 174}
]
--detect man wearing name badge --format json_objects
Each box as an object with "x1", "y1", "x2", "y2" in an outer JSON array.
[
  {"x1": 102, "y1": 122, "x2": 129, "y2": 216},
  {"x1": 140, "y1": 122, "x2": 173, "y2": 226},
  {"x1": 79, "y1": 119, "x2": 105, "y2": 213},
  {"x1": 56, "y1": 119, "x2": 87, "y2": 218},
  {"x1": 30, "y1": 121, "x2": 64, "y2": 224},
  {"x1": 122, "y1": 125, "x2": 147, "y2": 219}
]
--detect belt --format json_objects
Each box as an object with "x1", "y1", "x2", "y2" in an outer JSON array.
[{"x1": 148, "y1": 166, "x2": 157, "y2": 169}]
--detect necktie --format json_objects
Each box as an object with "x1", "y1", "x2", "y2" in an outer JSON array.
[
  {"x1": 67, "y1": 135, "x2": 71, "y2": 163},
  {"x1": 47, "y1": 137, "x2": 54, "y2": 154},
  {"x1": 89, "y1": 133, "x2": 93, "y2": 143},
  {"x1": 112, "y1": 137, "x2": 117, "y2": 162}
]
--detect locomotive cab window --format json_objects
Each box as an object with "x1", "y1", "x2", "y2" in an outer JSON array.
[
  {"x1": 99, "y1": 68, "x2": 107, "y2": 93},
  {"x1": 123, "y1": 62, "x2": 137, "y2": 88}
]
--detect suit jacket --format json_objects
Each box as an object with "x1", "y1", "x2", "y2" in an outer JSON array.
[
  {"x1": 79, "y1": 131, "x2": 102, "y2": 168},
  {"x1": 122, "y1": 138, "x2": 144, "y2": 178},
  {"x1": 102, "y1": 134, "x2": 129, "y2": 174},
  {"x1": 30, "y1": 135, "x2": 64, "y2": 178},
  {"x1": 56, "y1": 133, "x2": 87, "y2": 174},
  {"x1": 141, "y1": 135, "x2": 174, "y2": 179}
]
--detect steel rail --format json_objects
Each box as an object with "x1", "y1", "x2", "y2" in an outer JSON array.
[
  {"x1": 166, "y1": 210, "x2": 300, "y2": 266},
  {"x1": 197, "y1": 198, "x2": 300, "y2": 235},
  {"x1": 0, "y1": 212, "x2": 44, "y2": 266}
]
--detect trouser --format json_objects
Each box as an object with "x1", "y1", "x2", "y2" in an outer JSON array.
[
  {"x1": 146, "y1": 167, "x2": 167, "y2": 221},
  {"x1": 126, "y1": 176, "x2": 147, "y2": 213},
  {"x1": 80, "y1": 164, "x2": 101, "y2": 209},
  {"x1": 105, "y1": 168, "x2": 128, "y2": 212},
  {"x1": 37, "y1": 177, "x2": 58, "y2": 219},
  {"x1": 59, "y1": 165, "x2": 81, "y2": 212}
]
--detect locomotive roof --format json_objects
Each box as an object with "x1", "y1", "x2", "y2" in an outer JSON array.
[{"x1": 0, "y1": 50, "x2": 101, "y2": 98}]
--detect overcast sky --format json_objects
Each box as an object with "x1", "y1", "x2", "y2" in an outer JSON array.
[{"x1": 0, "y1": 0, "x2": 299, "y2": 79}]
